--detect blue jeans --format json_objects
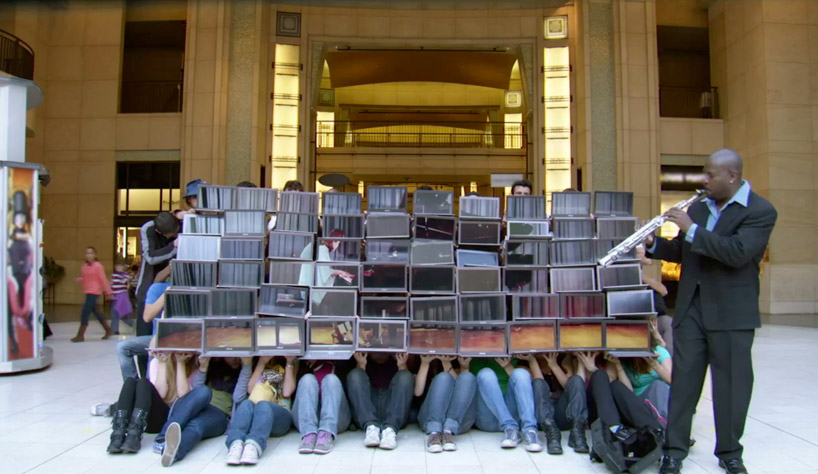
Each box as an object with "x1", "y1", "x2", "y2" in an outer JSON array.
[
  {"x1": 116, "y1": 335, "x2": 151, "y2": 381},
  {"x1": 80, "y1": 294, "x2": 105, "y2": 326},
  {"x1": 475, "y1": 368, "x2": 537, "y2": 432},
  {"x1": 292, "y1": 373, "x2": 351, "y2": 437},
  {"x1": 346, "y1": 368, "x2": 414, "y2": 433},
  {"x1": 533, "y1": 375, "x2": 589, "y2": 430},
  {"x1": 158, "y1": 386, "x2": 229, "y2": 462},
  {"x1": 418, "y1": 371, "x2": 477, "y2": 434},
  {"x1": 225, "y1": 399, "x2": 292, "y2": 453}
]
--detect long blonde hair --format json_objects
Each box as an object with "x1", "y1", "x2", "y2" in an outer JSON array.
[{"x1": 161, "y1": 357, "x2": 197, "y2": 404}]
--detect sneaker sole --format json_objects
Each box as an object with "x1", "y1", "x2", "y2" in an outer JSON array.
[
  {"x1": 226, "y1": 458, "x2": 242, "y2": 466},
  {"x1": 427, "y1": 446, "x2": 443, "y2": 454},
  {"x1": 161, "y1": 423, "x2": 181, "y2": 467},
  {"x1": 500, "y1": 442, "x2": 518, "y2": 449},
  {"x1": 364, "y1": 440, "x2": 380, "y2": 447},
  {"x1": 313, "y1": 447, "x2": 331, "y2": 455},
  {"x1": 525, "y1": 444, "x2": 544, "y2": 453},
  {"x1": 298, "y1": 448, "x2": 315, "y2": 454},
  {"x1": 443, "y1": 444, "x2": 457, "y2": 452}
]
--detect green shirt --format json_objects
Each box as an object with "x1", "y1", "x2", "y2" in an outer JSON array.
[
  {"x1": 210, "y1": 389, "x2": 233, "y2": 416},
  {"x1": 469, "y1": 358, "x2": 518, "y2": 394},
  {"x1": 624, "y1": 346, "x2": 671, "y2": 396}
]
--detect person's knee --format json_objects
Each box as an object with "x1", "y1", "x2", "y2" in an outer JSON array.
[
  {"x1": 566, "y1": 375, "x2": 584, "y2": 390},
  {"x1": 394, "y1": 369, "x2": 414, "y2": 388},
  {"x1": 299, "y1": 373, "x2": 319, "y2": 391},
  {"x1": 321, "y1": 373, "x2": 341, "y2": 392},
  {"x1": 477, "y1": 367, "x2": 498, "y2": 385},
  {"x1": 510, "y1": 368, "x2": 531, "y2": 384},
  {"x1": 347, "y1": 368, "x2": 366, "y2": 386},
  {"x1": 590, "y1": 369, "x2": 608, "y2": 385},
  {"x1": 189, "y1": 385, "x2": 212, "y2": 403}
]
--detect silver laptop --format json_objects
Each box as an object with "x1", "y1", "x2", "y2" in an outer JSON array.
[{"x1": 301, "y1": 317, "x2": 358, "y2": 360}]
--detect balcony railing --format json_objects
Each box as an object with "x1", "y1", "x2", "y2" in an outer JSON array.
[
  {"x1": 0, "y1": 29, "x2": 34, "y2": 80},
  {"x1": 316, "y1": 121, "x2": 526, "y2": 149},
  {"x1": 121, "y1": 79, "x2": 183, "y2": 113},
  {"x1": 659, "y1": 86, "x2": 719, "y2": 119}
]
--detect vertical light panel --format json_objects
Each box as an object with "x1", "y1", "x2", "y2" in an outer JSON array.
[
  {"x1": 316, "y1": 110, "x2": 334, "y2": 148},
  {"x1": 504, "y1": 113, "x2": 522, "y2": 149},
  {"x1": 543, "y1": 46, "x2": 571, "y2": 206},
  {"x1": 272, "y1": 44, "x2": 301, "y2": 189}
]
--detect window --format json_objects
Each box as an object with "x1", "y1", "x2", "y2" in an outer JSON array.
[
  {"x1": 116, "y1": 162, "x2": 181, "y2": 216},
  {"x1": 115, "y1": 161, "x2": 180, "y2": 261},
  {"x1": 120, "y1": 20, "x2": 186, "y2": 113}
]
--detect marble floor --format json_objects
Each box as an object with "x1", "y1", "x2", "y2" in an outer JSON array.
[{"x1": 1, "y1": 321, "x2": 817, "y2": 474}]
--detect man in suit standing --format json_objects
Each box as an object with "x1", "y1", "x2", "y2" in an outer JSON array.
[{"x1": 645, "y1": 149, "x2": 777, "y2": 474}]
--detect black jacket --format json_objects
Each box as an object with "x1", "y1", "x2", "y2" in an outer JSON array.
[
  {"x1": 136, "y1": 219, "x2": 176, "y2": 300},
  {"x1": 650, "y1": 191, "x2": 777, "y2": 331}
]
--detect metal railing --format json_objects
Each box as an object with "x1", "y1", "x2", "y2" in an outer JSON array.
[
  {"x1": 121, "y1": 79, "x2": 183, "y2": 113},
  {"x1": 0, "y1": 29, "x2": 34, "y2": 80},
  {"x1": 659, "y1": 86, "x2": 719, "y2": 119},
  {"x1": 316, "y1": 121, "x2": 526, "y2": 149}
]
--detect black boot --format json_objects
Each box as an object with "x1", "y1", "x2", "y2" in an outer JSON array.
[
  {"x1": 568, "y1": 418, "x2": 590, "y2": 453},
  {"x1": 120, "y1": 408, "x2": 148, "y2": 453},
  {"x1": 107, "y1": 409, "x2": 130, "y2": 453},
  {"x1": 541, "y1": 419, "x2": 563, "y2": 455}
]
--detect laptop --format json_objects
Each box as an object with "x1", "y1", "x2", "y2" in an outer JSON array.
[
  {"x1": 202, "y1": 317, "x2": 255, "y2": 356},
  {"x1": 357, "y1": 319, "x2": 408, "y2": 352},
  {"x1": 302, "y1": 317, "x2": 358, "y2": 360},
  {"x1": 255, "y1": 318, "x2": 305, "y2": 356}
]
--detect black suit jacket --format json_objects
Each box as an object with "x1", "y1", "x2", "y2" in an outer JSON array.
[{"x1": 650, "y1": 191, "x2": 777, "y2": 331}]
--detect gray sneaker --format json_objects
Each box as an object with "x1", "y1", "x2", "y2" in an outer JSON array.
[
  {"x1": 426, "y1": 432, "x2": 443, "y2": 454},
  {"x1": 522, "y1": 429, "x2": 544, "y2": 453},
  {"x1": 441, "y1": 431, "x2": 457, "y2": 452},
  {"x1": 299, "y1": 433, "x2": 317, "y2": 454},
  {"x1": 500, "y1": 428, "x2": 521, "y2": 448},
  {"x1": 314, "y1": 431, "x2": 334, "y2": 455}
]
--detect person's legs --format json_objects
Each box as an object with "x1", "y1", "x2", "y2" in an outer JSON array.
[
  {"x1": 345, "y1": 368, "x2": 378, "y2": 430},
  {"x1": 145, "y1": 380, "x2": 170, "y2": 433},
  {"x1": 443, "y1": 371, "x2": 477, "y2": 434},
  {"x1": 121, "y1": 378, "x2": 160, "y2": 453},
  {"x1": 663, "y1": 304, "x2": 709, "y2": 461},
  {"x1": 532, "y1": 378, "x2": 555, "y2": 428},
  {"x1": 418, "y1": 372, "x2": 455, "y2": 434},
  {"x1": 293, "y1": 374, "x2": 319, "y2": 435},
  {"x1": 225, "y1": 400, "x2": 255, "y2": 448},
  {"x1": 507, "y1": 368, "x2": 537, "y2": 431},
  {"x1": 562, "y1": 374, "x2": 590, "y2": 453},
  {"x1": 507, "y1": 368, "x2": 542, "y2": 452},
  {"x1": 378, "y1": 370, "x2": 413, "y2": 449},
  {"x1": 110, "y1": 305, "x2": 119, "y2": 334},
  {"x1": 244, "y1": 401, "x2": 292, "y2": 453},
  {"x1": 475, "y1": 368, "x2": 518, "y2": 431},
  {"x1": 80, "y1": 294, "x2": 95, "y2": 326},
  {"x1": 589, "y1": 370, "x2": 621, "y2": 428},
  {"x1": 108, "y1": 378, "x2": 137, "y2": 453},
  {"x1": 638, "y1": 380, "x2": 671, "y2": 423},
  {"x1": 318, "y1": 374, "x2": 350, "y2": 436},
  {"x1": 707, "y1": 328, "x2": 755, "y2": 462},
  {"x1": 158, "y1": 385, "x2": 212, "y2": 441},
  {"x1": 610, "y1": 381, "x2": 663, "y2": 431},
  {"x1": 174, "y1": 406, "x2": 228, "y2": 462},
  {"x1": 116, "y1": 336, "x2": 151, "y2": 381}
]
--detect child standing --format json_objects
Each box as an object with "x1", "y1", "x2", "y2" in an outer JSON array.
[
  {"x1": 110, "y1": 260, "x2": 133, "y2": 335},
  {"x1": 71, "y1": 246, "x2": 114, "y2": 342}
]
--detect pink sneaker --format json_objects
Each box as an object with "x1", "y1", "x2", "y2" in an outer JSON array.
[
  {"x1": 313, "y1": 431, "x2": 334, "y2": 455},
  {"x1": 299, "y1": 433, "x2": 317, "y2": 454}
]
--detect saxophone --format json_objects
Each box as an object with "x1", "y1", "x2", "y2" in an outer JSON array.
[{"x1": 598, "y1": 190, "x2": 708, "y2": 267}]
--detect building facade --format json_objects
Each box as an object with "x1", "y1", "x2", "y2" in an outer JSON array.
[{"x1": 0, "y1": 0, "x2": 814, "y2": 316}]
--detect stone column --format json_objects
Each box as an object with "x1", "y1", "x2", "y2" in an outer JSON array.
[{"x1": 709, "y1": 0, "x2": 818, "y2": 315}]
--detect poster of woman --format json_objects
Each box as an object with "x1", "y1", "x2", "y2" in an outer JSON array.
[{"x1": 7, "y1": 167, "x2": 36, "y2": 360}]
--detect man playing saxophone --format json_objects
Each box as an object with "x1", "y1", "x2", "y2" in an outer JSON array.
[{"x1": 644, "y1": 149, "x2": 777, "y2": 474}]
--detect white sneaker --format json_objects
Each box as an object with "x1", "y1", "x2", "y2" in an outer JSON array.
[
  {"x1": 364, "y1": 425, "x2": 381, "y2": 447},
  {"x1": 240, "y1": 441, "x2": 260, "y2": 465},
  {"x1": 226, "y1": 440, "x2": 244, "y2": 466},
  {"x1": 161, "y1": 422, "x2": 181, "y2": 467},
  {"x1": 379, "y1": 427, "x2": 397, "y2": 450},
  {"x1": 90, "y1": 402, "x2": 110, "y2": 416}
]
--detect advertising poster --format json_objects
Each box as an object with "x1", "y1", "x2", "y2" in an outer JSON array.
[{"x1": 7, "y1": 167, "x2": 36, "y2": 361}]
